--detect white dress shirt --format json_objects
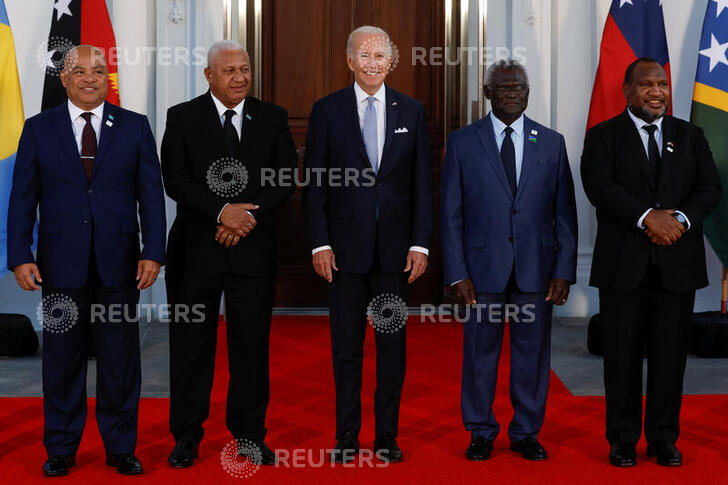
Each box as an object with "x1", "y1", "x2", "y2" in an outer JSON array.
[
  {"x1": 627, "y1": 108, "x2": 690, "y2": 230},
  {"x1": 68, "y1": 100, "x2": 103, "y2": 153},
  {"x1": 211, "y1": 93, "x2": 246, "y2": 223},
  {"x1": 490, "y1": 112, "x2": 525, "y2": 184},
  {"x1": 312, "y1": 82, "x2": 428, "y2": 257}
]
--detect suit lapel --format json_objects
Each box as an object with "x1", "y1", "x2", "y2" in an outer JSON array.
[
  {"x1": 201, "y1": 91, "x2": 229, "y2": 159},
  {"x1": 239, "y1": 97, "x2": 257, "y2": 161},
  {"x1": 340, "y1": 84, "x2": 370, "y2": 170},
  {"x1": 475, "y1": 115, "x2": 514, "y2": 200},
  {"x1": 515, "y1": 116, "x2": 538, "y2": 203},
  {"x1": 619, "y1": 110, "x2": 655, "y2": 191},
  {"x1": 378, "y1": 85, "x2": 401, "y2": 177},
  {"x1": 91, "y1": 102, "x2": 119, "y2": 179},
  {"x1": 658, "y1": 115, "x2": 676, "y2": 194},
  {"x1": 51, "y1": 103, "x2": 86, "y2": 182}
]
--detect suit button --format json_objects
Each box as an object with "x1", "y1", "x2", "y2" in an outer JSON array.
[
  {"x1": 88, "y1": 189, "x2": 93, "y2": 194},
  {"x1": 512, "y1": 209, "x2": 518, "y2": 215},
  {"x1": 82, "y1": 218, "x2": 89, "y2": 223}
]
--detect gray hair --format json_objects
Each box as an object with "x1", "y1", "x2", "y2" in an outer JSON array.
[
  {"x1": 346, "y1": 26, "x2": 390, "y2": 56},
  {"x1": 485, "y1": 59, "x2": 528, "y2": 87},
  {"x1": 207, "y1": 40, "x2": 247, "y2": 67}
]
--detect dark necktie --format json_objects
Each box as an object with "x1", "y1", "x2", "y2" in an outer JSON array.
[
  {"x1": 501, "y1": 126, "x2": 517, "y2": 196},
  {"x1": 80, "y1": 112, "x2": 96, "y2": 180},
  {"x1": 643, "y1": 124, "x2": 661, "y2": 186},
  {"x1": 223, "y1": 109, "x2": 239, "y2": 157}
]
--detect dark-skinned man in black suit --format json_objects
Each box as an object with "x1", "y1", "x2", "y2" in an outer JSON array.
[
  {"x1": 581, "y1": 57, "x2": 721, "y2": 468},
  {"x1": 161, "y1": 40, "x2": 296, "y2": 468}
]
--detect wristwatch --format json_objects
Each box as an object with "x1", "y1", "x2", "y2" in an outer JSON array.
[{"x1": 673, "y1": 212, "x2": 688, "y2": 231}]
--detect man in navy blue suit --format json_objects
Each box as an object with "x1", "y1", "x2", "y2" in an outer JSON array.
[
  {"x1": 7, "y1": 45, "x2": 166, "y2": 477},
  {"x1": 441, "y1": 60, "x2": 577, "y2": 462},
  {"x1": 303, "y1": 26, "x2": 433, "y2": 463}
]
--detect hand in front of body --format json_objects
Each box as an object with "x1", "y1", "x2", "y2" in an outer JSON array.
[
  {"x1": 452, "y1": 279, "x2": 477, "y2": 306},
  {"x1": 137, "y1": 260, "x2": 161, "y2": 290},
  {"x1": 643, "y1": 209, "x2": 684, "y2": 246},
  {"x1": 545, "y1": 278, "x2": 569, "y2": 305},
  {"x1": 219, "y1": 203, "x2": 259, "y2": 236},
  {"x1": 313, "y1": 249, "x2": 338, "y2": 283},
  {"x1": 404, "y1": 251, "x2": 428, "y2": 284},
  {"x1": 13, "y1": 263, "x2": 43, "y2": 291}
]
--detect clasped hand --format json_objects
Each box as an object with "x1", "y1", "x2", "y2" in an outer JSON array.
[
  {"x1": 643, "y1": 209, "x2": 685, "y2": 246},
  {"x1": 215, "y1": 203, "x2": 259, "y2": 247}
]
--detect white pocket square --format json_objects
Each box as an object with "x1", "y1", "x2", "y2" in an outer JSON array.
[{"x1": 394, "y1": 127, "x2": 408, "y2": 134}]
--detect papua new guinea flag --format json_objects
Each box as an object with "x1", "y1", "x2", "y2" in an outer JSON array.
[
  {"x1": 691, "y1": 0, "x2": 728, "y2": 267},
  {"x1": 40, "y1": 0, "x2": 120, "y2": 111},
  {"x1": 586, "y1": 0, "x2": 672, "y2": 131}
]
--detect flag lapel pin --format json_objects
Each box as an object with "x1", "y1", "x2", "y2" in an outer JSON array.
[
  {"x1": 245, "y1": 113, "x2": 252, "y2": 120},
  {"x1": 528, "y1": 129, "x2": 538, "y2": 143},
  {"x1": 106, "y1": 113, "x2": 114, "y2": 127},
  {"x1": 666, "y1": 141, "x2": 674, "y2": 153}
]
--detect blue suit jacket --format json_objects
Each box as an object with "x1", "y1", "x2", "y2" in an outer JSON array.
[
  {"x1": 441, "y1": 114, "x2": 577, "y2": 293},
  {"x1": 7, "y1": 101, "x2": 166, "y2": 288},
  {"x1": 303, "y1": 84, "x2": 433, "y2": 273}
]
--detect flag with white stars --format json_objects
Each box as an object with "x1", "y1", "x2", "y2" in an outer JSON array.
[
  {"x1": 41, "y1": 0, "x2": 120, "y2": 111},
  {"x1": 691, "y1": 0, "x2": 728, "y2": 269},
  {"x1": 586, "y1": 0, "x2": 671, "y2": 131}
]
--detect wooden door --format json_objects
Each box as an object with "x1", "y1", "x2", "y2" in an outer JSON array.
[{"x1": 261, "y1": 0, "x2": 445, "y2": 306}]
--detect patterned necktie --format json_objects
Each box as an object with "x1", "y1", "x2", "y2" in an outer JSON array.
[
  {"x1": 643, "y1": 124, "x2": 661, "y2": 186},
  {"x1": 224, "y1": 109, "x2": 239, "y2": 157},
  {"x1": 80, "y1": 112, "x2": 96, "y2": 180},
  {"x1": 362, "y1": 96, "x2": 378, "y2": 174},
  {"x1": 501, "y1": 126, "x2": 517, "y2": 196}
]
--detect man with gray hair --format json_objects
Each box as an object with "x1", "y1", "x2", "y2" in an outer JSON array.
[
  {"x1": 441, "y1": 59, "x2": 577, "y2": 461},
  {"x1": 161, "y1": 40, "x2": 296, "y2": 468},
  {"x1": 304, "y1": 25, "x2": 433, "y2": 463}
]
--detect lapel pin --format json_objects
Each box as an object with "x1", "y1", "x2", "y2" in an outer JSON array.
[
  {"x1": 245, "y1": 114, "x2": 252, "y2": 120},
  {"x1": 105, "y1": 120, "x2": 113, "y2": 127},
  {"x1": 108, "y1": 114, "x2": 114, "y2": 120},
  {"x1": 531, "y1": 129, "x2": 538, "y2": 135},
  {"x1": 666, "y1": 141, "x2": 674, "y2": 152},
  {"x1": 392, "y1": 102, "x2": 397, "y2": 106}
]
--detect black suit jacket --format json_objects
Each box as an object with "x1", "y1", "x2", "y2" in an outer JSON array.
[
  {"x1": 581, "y1": 110, "x2": 721, "y2": 292},
  {"x1": 302, "y1": 84, "x2": 433, "y2": 273},
  {"x1": 161, "y1": 91, "x2": 296, "y2": 287}
]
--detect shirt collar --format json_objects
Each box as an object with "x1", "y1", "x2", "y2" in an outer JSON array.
[
  {"x1": 68, "y1": 99, "x2": 104, "y2": 122},
  {"x1": 354, "y1": 82, "x2": 386, "y2": 106},
  {"x1": 627, "y1": 107, "x2": 663, "y2": 134},
  {"x1": 489, "y1": 112, "x2": 524, "y2": 137},
  {"x1": 210, "y1": 91, "x2": 245, "y2": 119}
]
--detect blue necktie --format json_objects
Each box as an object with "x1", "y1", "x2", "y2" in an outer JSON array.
[
  {"x1": 501, "y1": 126, "x2": 517, "y2": 196},
  {"x1": 362, "y1": 96, "x2": 378, "y2": 174}
]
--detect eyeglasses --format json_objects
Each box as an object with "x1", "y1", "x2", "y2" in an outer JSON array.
[{"x1": 492, "y1": 84, "x2": 529, "y2": 95}]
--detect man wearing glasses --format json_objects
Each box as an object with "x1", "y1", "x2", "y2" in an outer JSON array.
[{"x1": 441, "y1": 59, "x2": 577, "y2": 461}]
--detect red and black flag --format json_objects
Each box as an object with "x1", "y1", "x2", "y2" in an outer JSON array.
[{"x1": 40, "y1": 0, "x2": 120, "y2": 111}]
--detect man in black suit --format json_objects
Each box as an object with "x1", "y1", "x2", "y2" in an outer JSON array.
[
  {"x1": 581, "y1": 57, "x2": 721, "y2": 467},
  {"x1": 303, "y1": 26, "x2": 433, "y2": 463},
  {"x1": 161, "y1": 40, "x2": 296, "y2": 468}
]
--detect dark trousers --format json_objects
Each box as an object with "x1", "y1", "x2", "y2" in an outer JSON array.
[
  {"x1": 328, "y1": 265, "x2": 409, "y2": 439},
  {"x1": 168, "y1": 268, "x2": 275, "y2": 444},
  {"x1": 461, "y1": 272, "x2": 552, "y2": 441},
  {"x1": 42, "y1": 251, "x2": 141, "y2": 456},
  {"x1": 600, "y1": 262, "x2": 694, "y2": 445}
]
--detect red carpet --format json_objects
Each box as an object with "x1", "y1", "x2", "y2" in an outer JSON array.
[{"x1": 1, "y1": 316, "x2": 728, "y2": 484}]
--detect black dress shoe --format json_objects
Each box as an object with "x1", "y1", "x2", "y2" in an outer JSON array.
[
  {"x1": 647, "y1": 442, "x2": 682, "y2": 466},
  {"x1": 465, "y1": 436, "x2": 493, "y2": 461},
  {"x1": 168, "y1": 440, "x2": 199, "y2": 468},
  {"x1": 239, "y1": 441, "x2": 276, "y2": 465},
  {"x1": 330, "y1": 433, "x2": 360, "y2": 464},
  {"x1": 609, "y1": 442, "x2": 637, "y2": 467},
  {"x1": 106, "y1": 453, "x2": 144, "y2": 475},
  {"x1": 373, "y1": 432, "x2": 403, "y2": 463},
  {"x1": 510, "y1": 437, "x2": 548, "y2": 460},
  {"x1": 42, "y1": 454, "x2": 76, "y2": 477}
]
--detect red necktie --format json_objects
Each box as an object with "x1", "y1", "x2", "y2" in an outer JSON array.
[{"x1": 80, "y1": 112, "x2": 96, "y2": 180}]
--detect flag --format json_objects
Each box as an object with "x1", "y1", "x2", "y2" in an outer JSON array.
[
  {"x1": 691, "y1": 0, "x2": 728, "y2": 268},
  {"x1": 0, "y1": 0, "x2": 24, "y2": 275},
  {"x1": 586, "y1": 0, "x2": 672, "y2": 131},
  {"x1": 41, "y1": 0, "x2": 120, "y2": 111}
]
